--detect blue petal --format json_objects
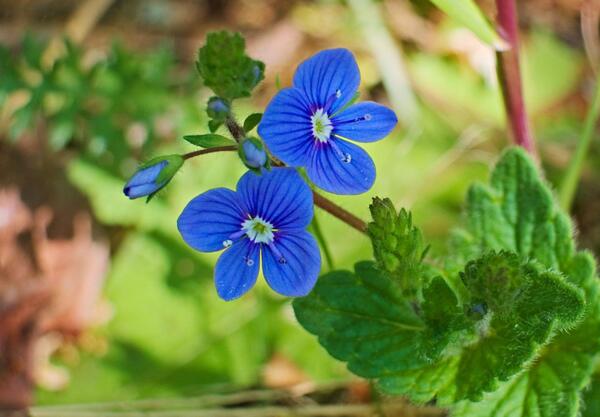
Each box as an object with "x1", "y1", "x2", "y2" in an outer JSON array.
[
  {"x1": 293, "y1": 48, "x2": 360, "y2": 114},
  {"x1": 306, "y1": 139, "x2": 375, "y2": 195},
  {"x1": 126, "y1": 161, "x2": 167, "y2": 187},
  {"x1": 237, "y1": 168, "x2": 313, "y2": 230},
  {"x1": 257, "y1": 87, "x2": 314, "y2": 167},
  {"x1": 214, "y1": 239, "x2": 260, "y2": 301},
  {"x1": 124, "y1": 182, "x2": 161, "y2": 199},
  {"x1": 332, "y1": 102, "x2": 398, "y2": 143},
  {"x1": 177, "y1": 188, "x2": 248, "y2": 252},
  {"x1": 262, "y1": 230, "x2": 320, "y2": 297}
]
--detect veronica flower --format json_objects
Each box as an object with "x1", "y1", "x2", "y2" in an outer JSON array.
[
  {"x1": 177, "y1": 168, "x2": 321, "y2": 300},
  {"x1": 258, "y1": 48, "x2": 398, "y2": 195}
]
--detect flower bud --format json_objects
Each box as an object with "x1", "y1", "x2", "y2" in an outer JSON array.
[
  {"x1": 239, "y1": 137, "x2": 268, "y2": 170},
  {"x1": 206, "y1": 97, "x2": 231, "y2": 121},
  {"x1": 123, "y1": 155, "x2": 184, "y2": 200}
]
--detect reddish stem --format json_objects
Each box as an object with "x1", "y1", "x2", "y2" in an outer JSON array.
[
  {"x1": 312, "y1": 191, "x2": 368, "y2": 234},
  {"x1": 496, "y1": 0, "x2": 537, "y2": 156},
  {"x1": 182, "y1": 145, "x2": 238, "y2": 160}
]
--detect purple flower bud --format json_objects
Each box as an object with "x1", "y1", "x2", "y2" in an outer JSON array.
[
  {"x1": 240, "y1": 137, "x2": 268, "y2": 169},
  {"x1": 123, "y1": 155, "x2": 184, "y2": 199},
  {"x1": 207, "y1": 97, "x2": 231, "y2": 121}
]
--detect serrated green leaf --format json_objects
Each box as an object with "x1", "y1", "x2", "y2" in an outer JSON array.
[
  {"x1": 453, "y1": 251, "x2": 584, "y2": 402},
  {"x1": 379, "y1": 251, "x2": 584, "y2": 404},
  {"x1": 196, "y1": 31, "x2": 265, "y2": 99},
  {"x1": 429, "y1": 0, "x2": 504, "y2": 49},
  {"x1": 183, "y1": 134, "x2": 233, "y2": 148},
  {"x1": 446, "y1": 148, "x2": 600, "y2": 416},
  {"x1": 296, "y1": 149, "x2": 597, "y2": 415},
  {"x1": 293, "y1": 262, "x2": 430, "y2": 379},
  {"x1": 367, "y1": 197, "x2": 429, "y2": 297},
  {"x1": 243, "y1": 113, "x2": 262, "y2": 133}
]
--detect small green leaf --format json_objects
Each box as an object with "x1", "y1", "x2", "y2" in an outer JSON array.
[
  {"x1": 183, "y1": 134, "x2": 233, "y2": 148},
  {"x1": 196, "y1": 31, "x2": 265, "y2": 99},
  {"x1": 243, "y1": 113, "x2": 262, "y2": 133},
  {"x1": 429, "y1": 0, "x2": 505, "y2": 49},
  {"x1": 368, "y1": 198, "x2": 429, "y2": 297},
  {"x1": 208, "y1": 119, "x2": 222, "y2": 133}
]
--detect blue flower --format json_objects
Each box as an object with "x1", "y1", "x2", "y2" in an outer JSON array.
[
  {"x1": 123, "y1": 155, "x2": 183, "y2": 199},
  {"x1": 177, "y1": 168, "x2": 321, "y2": 300},
  {"x1": 258, "y1": 48, "x2": 398, "y2": 195}
]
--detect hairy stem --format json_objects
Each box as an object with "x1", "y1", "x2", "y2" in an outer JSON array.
[
  {"x1": 182, "y1": 145, "x2": 238, "y2": 160},
  {"x1": 495, "y1": 0, "x2": 536, "y2": 156},
  {"x1": 559, "y1": 76, "x2": 600, "y2": 211},
  {"x1": 225, "y1": 115, "x2": 246, "y2": 142}
]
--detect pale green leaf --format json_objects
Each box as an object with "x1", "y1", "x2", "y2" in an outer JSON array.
[
  {"x1": 243, "y1": 113, "x2": 262, "y2": 133},
  {"x1": 183, "y1": 133, "x2": 234, "y2": 148},
  {"x1": 429, "y1": 0, "x2": 504, "y2": 48}
]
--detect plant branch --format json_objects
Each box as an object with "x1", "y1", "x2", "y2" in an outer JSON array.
[
  {"x1": 559, "y1": 75, "x2": 600, "y2": 211},
  {"x1": 312, "y1": 192, "x2": 367, "y2": 234},
  {"x1": 495, "y1": 0, "x2": 537, "y2": 156},
  {"x1": 225, "y1": 116, "x2": 246, "y2": 142},
  {"x1": 182, "y1": 145, "x2": 238, "y2": 160}
]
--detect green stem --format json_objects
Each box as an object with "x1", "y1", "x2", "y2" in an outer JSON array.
[
  {"x1": 559, "y1": 76, "x2": 600, "y2": 211},
  {"x1": 311, "y1": 213, "x2": 335, "y2": 270}
]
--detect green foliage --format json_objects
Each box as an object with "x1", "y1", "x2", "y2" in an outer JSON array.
[
  {"x1": 183, "y1": 134, "x2": 235, "y2": 148},
  {"x1": 294, "y1": 148, "x2": 600, "y2": 416},
  {"x1": 0, "y1": 35, "x2": 189, "y2": 172},
  {"x1": 196, "y1": 31, "x2": 265, "y2": 100},
  {"x1": 243, "y1": 113, "x2": 262, "y2": 133},
  {"x1": 367, "y1": 197, "x2": 429, "y2": 296}
]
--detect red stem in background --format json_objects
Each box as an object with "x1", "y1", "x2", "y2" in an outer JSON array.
[{"x1": 495, "y1": 0, "x2": 537, "y2": 156}]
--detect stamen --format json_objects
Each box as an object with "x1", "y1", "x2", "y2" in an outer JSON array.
[
  {"x1": 270, "y1": 242, "x2": 287, "y2": 264},
  {"x1": 244, "y1": 256, "x2": 255, "y2": 267},
  {"x1": 329, "y1": 140, "x2": 352, "y2": 164},
  {"x1": 323, "y1": 89, "x2": 342, "y2": 111},
  {"x1": 228, "y1": 229, "x2": 246, "y2": 241},
  {"x1": 333, "y1": 113, "x2": 372, "y2": 127},
  {"x1": 223, "y1": 239, "x2": 233, "y2": 248}
]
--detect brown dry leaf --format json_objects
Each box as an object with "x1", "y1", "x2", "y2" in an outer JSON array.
[
  {"x1": 0, "y1": 188, "x2": 110, "y2": 405},
  {"x1": 262, "y1": 353, "x2": 309, "y2": 389}
]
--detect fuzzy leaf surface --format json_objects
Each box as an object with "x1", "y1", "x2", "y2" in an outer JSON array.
[
  {"x1": 368, "y1": 197, "x2": 429, "y2": 296},
  {"x1": 447, "y1": 148, "x2": 600, "y2": 417},
  {"x1": 196, "y1": 31, "x2": 265, "y2": 100}
]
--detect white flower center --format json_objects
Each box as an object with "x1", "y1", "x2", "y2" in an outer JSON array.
[
  {"x1": 311, "y1": 108, "x2": 333, "y2": 143},
  {"x1": 242, "y1": 216, "x2": 274, "y2": 244}
]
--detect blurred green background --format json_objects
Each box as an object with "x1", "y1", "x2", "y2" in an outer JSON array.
[{"x1": 0, "y1": 0, "x2": 598, "y2": 409}]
